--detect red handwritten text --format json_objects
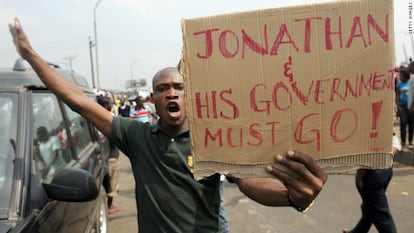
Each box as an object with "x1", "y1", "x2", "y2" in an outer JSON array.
[
  {"x1": 203, "y1": 108, "x2": 359, "y2": 151},
  {"x1": 193, "y1": 14, "x2": 389, "y2": 59}
]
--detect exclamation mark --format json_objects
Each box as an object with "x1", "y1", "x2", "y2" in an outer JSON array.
[{"x1": 370, "y1": 101, "x2": 383, "y2": 138}]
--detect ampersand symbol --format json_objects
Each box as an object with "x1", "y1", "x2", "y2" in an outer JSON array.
[{"x1": 284, "y1": 56, "x2": 293, "y2": 82}]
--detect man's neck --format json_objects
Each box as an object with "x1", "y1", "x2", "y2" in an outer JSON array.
[{"x1": 160, "y1": 118, "x2": 189, "y2": 137}]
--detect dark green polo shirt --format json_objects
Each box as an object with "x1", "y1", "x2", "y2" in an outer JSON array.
[{"x1": 110, "y1": 117, "x2": 221, "y2": 233}]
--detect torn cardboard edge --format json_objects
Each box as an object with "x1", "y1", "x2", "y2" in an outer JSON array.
[{"x1": 194, "y1": 152, "x2": 393, "y2": 180}]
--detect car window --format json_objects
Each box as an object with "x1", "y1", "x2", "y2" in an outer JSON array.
[
  {"x1": 32, "y1": 93, "x2": 70, "y2": 179},
  {"x1": 0, "y1": 93, "x2": 17, "y2": 211},
  {"x1": 63, "y1": 104, "x2": 93, "y2": 155}
]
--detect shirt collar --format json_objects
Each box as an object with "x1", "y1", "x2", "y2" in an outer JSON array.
[{"x1": 150, "y1": 120, "x2": 189, "y2": 136}]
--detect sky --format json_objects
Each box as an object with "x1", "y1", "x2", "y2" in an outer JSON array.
[{"x1": 0, "y1": 0, "x2": 411, "y2": 91}]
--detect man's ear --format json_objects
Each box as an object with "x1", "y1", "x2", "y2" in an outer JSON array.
[{"x1": 150, "y1": 93, "x2": 154, "y2": 103}]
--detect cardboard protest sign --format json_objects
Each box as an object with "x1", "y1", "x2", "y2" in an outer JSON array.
[{"x1": 180, "y1": 0, "x2": 394, "y2": 179}]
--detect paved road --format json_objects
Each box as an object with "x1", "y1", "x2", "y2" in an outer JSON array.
[
  {"x1": 107, "y1": 155, "x2": 138, "y2": 232},
  {"x1": 108, "y1": 150, "x2": 414, "y2": 233}
]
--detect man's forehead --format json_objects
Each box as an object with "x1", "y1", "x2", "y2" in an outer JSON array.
[{"x1": 154, "y1": 71, "x2": 183, "y2": 84}]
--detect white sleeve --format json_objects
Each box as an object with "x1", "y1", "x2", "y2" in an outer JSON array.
[{"x1": 392, "y1": 134, "x2": 401, "y2": 151}]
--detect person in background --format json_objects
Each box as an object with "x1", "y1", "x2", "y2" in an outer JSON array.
[
  {"x1": 342, "y1": 133, "x2": 400, "y2": 233},
  {"x1": 396, "y1": 68, "x2": 413, "y2": 148},
  {"x1": 36, "y1": 126, "x2": 64, "y2": 178},
  {"x1": 56, "y1": 121, "x2": 70, "y2": 162},
  {"x1": 9, "y1": 19, "x2": 327, "y2": 232},
  {"x1": 97, "y1": 95, "x2": 123, "y2": 215},
  {"x1": 407, "y1": 61, "x2": 414, "y2": 113},
  {"x1": 131, "y1": 96, "x2": 153, "y2": 123},
  {"x1": 117, "y1": 98, "x2": 131, "y2": 117},
  {"x1": 143, "y1": 95, "x2": 158, "y2": 125},
  {"x1": 394, "y1": 66, "x2": 402, "y2": 121}
]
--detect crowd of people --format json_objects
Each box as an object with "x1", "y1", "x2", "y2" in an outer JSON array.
[{"x1": 96, "y1": 90, "x2": 158, "y2": 125}]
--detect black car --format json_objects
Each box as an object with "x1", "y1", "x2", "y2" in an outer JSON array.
[{"x1": 0, "y1": 59, "x2": 111, "y2": 233}]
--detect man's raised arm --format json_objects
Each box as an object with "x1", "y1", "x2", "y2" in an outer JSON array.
[{"x1": 9, "y1": 18, "x2": 113, "y2": 137}]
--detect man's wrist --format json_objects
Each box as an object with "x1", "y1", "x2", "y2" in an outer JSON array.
[{"x1": 287, "y1": 193, "x2": 314, "y2": 213}]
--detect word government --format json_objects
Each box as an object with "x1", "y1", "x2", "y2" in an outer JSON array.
[{"x1": 194, "y1": 70, "x2": 394, "y2": 119}]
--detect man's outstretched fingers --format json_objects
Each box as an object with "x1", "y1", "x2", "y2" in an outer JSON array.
[
  {"x1": 268, "y1": 154, "x2": 301, "y2": 180},
  {"x1": 286, "y1": 150, "x2": 328, "y2": 184}
]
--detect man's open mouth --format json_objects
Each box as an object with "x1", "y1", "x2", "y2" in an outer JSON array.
[{"x1": 167, "y1": 102, "x2": 180, "y2": 113}]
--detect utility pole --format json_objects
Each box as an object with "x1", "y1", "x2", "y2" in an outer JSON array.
[
  {"x1": 94, "y1": 0, "x2": 103, "y2": 89},
  {"x1": 89, "y1": 37, "x2": 96, "y2": 88}
]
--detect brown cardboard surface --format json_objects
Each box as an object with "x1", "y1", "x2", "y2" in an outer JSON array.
[{"x1": 180, "y1": 0, "x2": 394, "y2": 179}]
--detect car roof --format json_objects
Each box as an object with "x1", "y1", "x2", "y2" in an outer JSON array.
[{"x1": 0, "y1": 59, "x2": 93, "y2": 94}]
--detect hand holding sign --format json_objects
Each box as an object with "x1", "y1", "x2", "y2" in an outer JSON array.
[{"x1": 266, "y1": 150, "x2": 327, "y2": 211}]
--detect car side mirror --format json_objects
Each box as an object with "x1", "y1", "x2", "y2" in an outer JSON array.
[{"x1": 42, "y1": 167, "x2": 99, "y2": 202}]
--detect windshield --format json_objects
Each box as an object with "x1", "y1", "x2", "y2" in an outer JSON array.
[{"x1": 0, "y1": 93, "x2": 17, "y2": 215}]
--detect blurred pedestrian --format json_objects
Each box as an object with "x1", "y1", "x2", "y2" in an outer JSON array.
[
  {"x1": 407, "y1": 61, "x2": 414, "y2": 112},
  {"x1": 117, "y1": 98, "x2": 131, "y2": 117},
  {"x1": 131, "y1": 96, "x2": 153, "y2": 123},
  {"x1": 396, "y1": 68, "x2": 414, "y2": 148},
  {"x1": 143, "y1": 95, "x2": 158, "y2": 125},
  {"x1": 36, "y1": 126, "x2": 64, "y2": 178},
  {"x1": 394, "y1": 66, "x2": 403, "y2": 120},
  {"x1": 97, "y1": 95, "x2": 123, "y2": 215}
]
